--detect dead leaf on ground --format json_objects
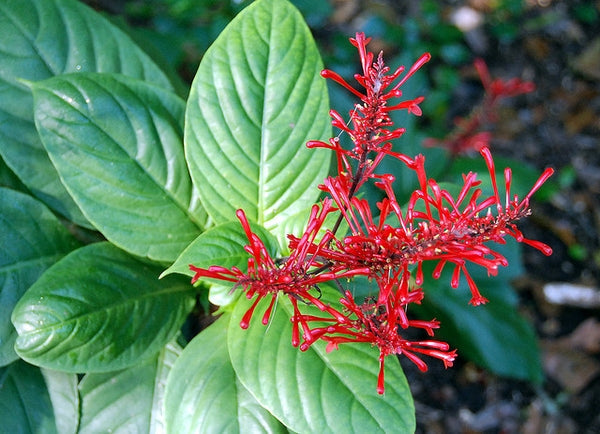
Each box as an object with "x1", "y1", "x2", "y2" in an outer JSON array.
[
  {"x1": 572, "y1": 37, "x2": 600, "y2": 80},
  {"x1": 522, "y1": 398, "x2": 578, "y2": 434},
  {"x1": 541, "y1": 339, "x2": 600, "y2": 394},
  {"x1": 564, "y1": 317, "x2": 600, "y2": 354}
]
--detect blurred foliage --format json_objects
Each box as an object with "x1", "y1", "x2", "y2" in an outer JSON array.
[
  {"x1": 85, "y1": 0, "x2": 583, "y2": 207},
  {"x1": 85, "y1": 0, "x2": 587, "y2": 205},
  {"x1": 88, "y1": 1, "x2": 470, "y2": 101}
]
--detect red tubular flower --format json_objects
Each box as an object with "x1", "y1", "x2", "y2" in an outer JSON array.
[
  {"x1": 474, "y1": 58, "x2": 535, "y2": 98},
  {"x1": 480, "y1": 147, "x2": 554, "y2": 255},
  {"x1": 190, "y1": 200, "x2": 370, "y2": 339},
  {"x1": 316, "y1": 147, "x2": 553, "y2": 306},
  {"x1": 188, "y1": 31, "x2": 554, "y2": 395},
  {"x1": 307, "y1": 32, "x2": 430, "y2": 187},
  {"x1": 298, "y1": 289, "x2": 456, "y2": 395}
]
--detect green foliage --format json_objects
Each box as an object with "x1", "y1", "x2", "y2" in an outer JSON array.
[
  {"x1": 0, "y1": 0, "x2": 548, "y2": 431},
  {"x1": 77, "y1": 341, "x2": 180, "y2": 433},
  {"x1": 184, "y1": 0, "x2": 331, "y2": 241},
  {"x1": 0, "y1": 0, "x2": 176, "y2": 227},
  {"x1": 33, "y1": 73, "x2": 205, "y2": 263},
  {"x1": 165, "y1": 315, "x2": 287, "y2": 433},
  {"x1": 12, "y1": 242, "x2": 195, "y2": 373},
  {"x1": 0, "y1": 361, "x2": 58, "y2": 433},
  {"x1": 0, "y1": 188, "x2": 80, "y2": 366}
]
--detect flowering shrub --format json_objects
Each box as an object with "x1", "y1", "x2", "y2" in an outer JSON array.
[
  {"x1": 0, "y1": 0, "x2": 552, "y2": 431},
  {"x1": 187, "y1": 30, "x2": 553, "y2": 396}
]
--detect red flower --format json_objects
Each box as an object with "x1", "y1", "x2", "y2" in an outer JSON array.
[
  {"x1": 298, "y1": 287, "x2": 457, "y2": 395},
  {"x1": 188, "y1": 31, "x2": 554, "y2": 395},
  {"x1": 190, "y1": 201, "x2": 369, "y2": 341},
  {"x1": 307, "y1": 32, "x2": 430, "y2": 191},
  {"x1": 474, "y1": 58, "x2": 535, "y2": 99},
  {"x1": 316, "y1": 147, "x2": 553, "y2": 306}
]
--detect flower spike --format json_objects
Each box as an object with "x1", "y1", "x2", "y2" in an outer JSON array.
[{"x1": 189, "y1": 32, "x2": 553, "y2": 395}]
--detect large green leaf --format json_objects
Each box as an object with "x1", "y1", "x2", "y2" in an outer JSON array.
[
  {"x1": 41, "y1": 369, "x2": 79, "y2": 434},
  {"x1": 228, "y1": 286, "x2": 415, "y2": 433},
  {"x1": 0, "y1": 0, "x2": 175, "y2": 227},
  {"x1": 0, "y1": 361, "x2": 57, "y2": 433},
  {"x1": 33, "y1": 73, "x2": 205, "y2": 263},
  {"x1": 185, "y1": 0, "x2": 331, "y2": 239},
  {"x1": 165, "y1": 315, "x2": 287, "y2": 434},
  {"x1": 78, "y1": 341, "x2": 180, "y2": 434},
  {"x1": 12, "y1": 243, "x2": 195, "y2": 373},
  {"x1": 0, "y1": 187, "x2": 79, "y2": 366},
  {"x1": 413, "y1": 240, "x2": 542, "y2": 383}
]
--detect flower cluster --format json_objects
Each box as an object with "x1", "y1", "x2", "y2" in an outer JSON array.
[{"x1": 190, "y1": 33, "x2": 553, "y2": 394}]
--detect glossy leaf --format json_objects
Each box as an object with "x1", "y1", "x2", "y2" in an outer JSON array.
[
  {"x1": 413, "y1": 240, "x2": 542, "y2": 383},
  {"x1": 163, "y1": 219, "x2": 280, "y2": 308},
  {"x1": 0, "y1": 187, "x2": 79, "y2": 366},
  {"x1": 78, "y1": 341, "x2": 180, "y2": 434},
  {"x1": 33, "y1": 73, "x2": 205, "y2": 263},
  {"x1": 185, "y1": 0, "x2": 331, "y2": 239},
  {"x1": 150, "y1": 341, "x2": 182, "y2": 434},
  {"x1": 162, "y1": 219, "x2": 280, "y2": 280},
  {"x1": 12, "y1": 243, "x2": 195, "y2": 373},
  {"x1": 0, "y1": 0, "x2": 174, "y2": 226},
  {"x1": 228, "y1": 286, "x2": 415, "y2": 433},
  {"x1": 165, "y1": 315, "x2": 287, "y2": 433},
  {"x1": 41, "y1": 369, "x2": 79, "y2": 434},
  {"x1": 0, "y1": 361, "x2": 57, "y2": 433}
]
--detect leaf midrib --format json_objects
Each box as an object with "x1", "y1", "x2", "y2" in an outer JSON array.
[
  {"x1": 39, "y1": 78, "x2": 204, "y2": 230},
  {"x1": 19, "y1": 283, "x2": 193, "y2": 334},
  {"x1": 256, "y1": 8, "x2": 274, "y2": 227}
]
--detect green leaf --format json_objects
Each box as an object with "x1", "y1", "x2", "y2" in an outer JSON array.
[
  {"x1": 165, "y1": 315, "x2": 287, "y2": 434},
  {"x1": 12, "y1": 242, "x2": 195, "y2": 372},
  {"x1": 33, "y1": 73, "x2": 205, "y2": 263},
  {"x1": 41, "y1": 369, "x2": 79, "y2": 434},
  {"x1": 162, "y1": 219, "x2": 280, "y2": 280},
  {"x1": 163, "y1": 219, "x2": 280, "y2": 308},
  {"x1": 78, "y1": 341, "x2": 181, "y2": 434},
  {"x1": 414, "y1": 240, "x2": 542, "y2": 383},
  {"x1": 0, "y1": 187, "x2": 80, "y2": 366},
  {"x1": 0, "y1": 361, "x2": 57, "y2": 433},
  {"x1": 228, "y1": 286, "x2": 415, "y2": 433},
  {"x1": 185, "y1": 0, "x2": 331, "y2": 239},
  {"x1": 0, "y1": 156, "x2": 27, "y2": 192},
  {"x1": 150, "y1": 340, "x2": 182, "y2": 434},
  {"x1": 0, "y1": 0, "x2": 175, "y2": 226}
]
